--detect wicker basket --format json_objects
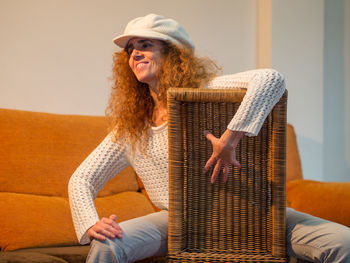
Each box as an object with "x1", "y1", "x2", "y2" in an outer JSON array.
[{"x1": 167, "y1": 88, "x2": 288, "y2": 263}]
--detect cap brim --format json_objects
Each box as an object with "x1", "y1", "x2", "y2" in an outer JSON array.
[{"x1": 113, "y1": 30, "x2": 178, "y2": 48}]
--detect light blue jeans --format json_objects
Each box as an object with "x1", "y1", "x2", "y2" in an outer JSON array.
[{"x1": 86, "y1": 208, "x2": 350, "y2": 263}]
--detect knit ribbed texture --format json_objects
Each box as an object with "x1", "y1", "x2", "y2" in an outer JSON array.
[
  {"x1": 68, "y1": 136, "x2": 130, "y2": 244},
  {"x1": 207, "y1": 69, "x2": 285, "y2": 136},
  {"x1": 68, "y1": 69, "x2": 286, "y2": 244}
]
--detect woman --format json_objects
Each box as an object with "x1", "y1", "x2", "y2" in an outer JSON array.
[{"x1": 69, "y1": 14, "x2": 350, "y2": 263}]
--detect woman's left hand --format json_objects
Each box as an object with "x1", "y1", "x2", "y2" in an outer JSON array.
[{"x1": 203, "y1": 129, "x2": 245, "y2": 183}]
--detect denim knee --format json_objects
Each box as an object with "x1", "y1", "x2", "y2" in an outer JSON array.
[
  {"x1": 311, "y1": 222, "x2": 350, "y2": 263},
  {"x1": 87, "y1": 238, "x2": 127, "y2": 263},
  {"x1": 286, "y1": 208, "x2": 350, "y2": 263},
  {"x1": 326, "y1": 229, "x2": 350, "y2": 263}
]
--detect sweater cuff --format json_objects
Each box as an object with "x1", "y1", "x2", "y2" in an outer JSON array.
[
  {"x1": 80, "y1": 231, "x2": 91, "y2": 245},
  {"x1": 78, "y1": 218, "x2": 99, "y2": 245},
  {"x1": 227, "y1": 118, "x2": 263, "y2": 137}
]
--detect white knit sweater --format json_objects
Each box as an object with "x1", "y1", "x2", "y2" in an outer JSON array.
[{"x1": 68, "y1": 69, "x2": 286, "y2": 244}]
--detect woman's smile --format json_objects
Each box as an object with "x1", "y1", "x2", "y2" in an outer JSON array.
[{"x1": 135, "y1": 61, "x2": 148, "y2": 70}]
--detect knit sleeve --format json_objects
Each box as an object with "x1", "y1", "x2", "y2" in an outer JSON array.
[
  {"x1": 68, "y1": 132, "x2": 130, "y2": 245},
  {"x1": 206, "y1": 69, "x2": 286, "y2": 136}
]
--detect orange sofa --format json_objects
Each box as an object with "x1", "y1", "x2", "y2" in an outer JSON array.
[
  {"x1": 0, "y1": 108, "x2": 160, "y2": 263},
  {"x1": 0, "y1": 108, "x2": 349, "y2": 262}
]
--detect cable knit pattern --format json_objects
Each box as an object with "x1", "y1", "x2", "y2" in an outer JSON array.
[
  {"x1": 207, "y1": 69, "x2": 285, "y2": 136},
  {"x1": 68, "y1": 69, "x2": 286, "y2": 244},
  {"x1": 129, "y1": 122, "x2": 169, "y2": 211},
  {"x1": 68, "y1": 134, "x2": 130, "y2": 244}
]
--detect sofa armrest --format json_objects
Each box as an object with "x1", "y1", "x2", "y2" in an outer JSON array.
[{"x1": 287, "y1": 179, "x2": 350, "y2": 227}]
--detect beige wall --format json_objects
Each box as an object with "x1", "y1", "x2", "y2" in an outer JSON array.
[
  {"x1": 270, "y1": 0, "x2": 350, "y2": 181},
  {"x1": 0, "y1": 0, "x2": 256, "y2": 116},
  {"x1": 271, "y1": 0, "x2": 325, "y2": 181}
]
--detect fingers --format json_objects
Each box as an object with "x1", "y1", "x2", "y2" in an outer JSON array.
[
  {"x1": 211, "y1": 161, "x2": 231, "y2": 184},
  {"x1": 208, "y1": 159, "x2": 241, "y2": 184},
  {"x1": 211, "y1": 159, "x2": 223, "y2": 183},
  {"x1": 101, "y1": 217, "x2": 123, "y2": 238},
  {"x1": 108, "y1": 216, "x2": 123, "y2": 238},
  {"x1": 203, "y1": 130, "x2": 241, "y2": 184},
  {"x1": 231, "y1": 158, "x2": 242, "y2": 169},
  {"x1": 204, "y1": 154, "x2": 233, "y2": 183},
  {"x1": 204, "y1": 130, "x2": 217, "y2": 144},
  {"x1": 87, "y1": 226, "x2": 107, "y2": 241},
  {"x1": 104, "y1": 215, "x2": 121, "y2": 231},
  {"x1": 88, "y1": 216, "x2": 123, "y2": 241},
  {"x1": 222, "y1": 163, "x2": 229, "y2": 183},
  {"x1": 93, "y1": 227, "x2": 112, "y2": 240},
  {"x1": 203, "y1": 155, "x2": 217, "y2": 173},
  {"x1": 109, "y1": 214, "x2": 117, "y2": 221},
  {"x1": 90, "y1": 230, "x2": 107, "y2": 241}
]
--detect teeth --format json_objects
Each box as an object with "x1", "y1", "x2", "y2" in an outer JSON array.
[{"x1": 136, "y1": 63, "x2": 146, "y2": 69}]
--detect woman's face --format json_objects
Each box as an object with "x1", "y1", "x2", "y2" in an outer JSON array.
[{"x1": 127, "y1": 38, "x2": 164, "y2": 89}]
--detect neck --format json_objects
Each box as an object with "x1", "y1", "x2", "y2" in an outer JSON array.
[
  {"x1": 149, "y1": 86, "x2": 162, "y2": 108},
  {"x1": 149, "y1": 86, "x2": 167, "y2": 126}
]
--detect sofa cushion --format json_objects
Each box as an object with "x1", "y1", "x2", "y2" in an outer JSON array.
[
  {"x1": 0, "y1": 192, "x2": 155, "y2": 251},
  {"x1": 287, "y1": 179, "x2": 350, "y2": 227},
  {"x1": 0, "y1": 109, "x2": 139, "y2": 198}
]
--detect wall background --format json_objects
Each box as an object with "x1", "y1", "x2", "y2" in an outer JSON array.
[
  {"x1": 271, "y1": 0, "x2": 325, "y2": 181},
  {"x1": 0, "y1": 0, "x2": 256, "y2": 115},
  {"x1": 271, "y1": 0, "x2": 350, "y2": 181},
  {"x1": 0, "y1": 0, "x2": 349, "y2": 182}
]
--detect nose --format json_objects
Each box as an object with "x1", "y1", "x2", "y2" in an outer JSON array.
[{"x1": 131, "y1": 49, "x2": 143, "y2": 60}]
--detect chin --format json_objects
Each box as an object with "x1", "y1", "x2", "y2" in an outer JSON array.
[
  {"x1": 137, "y1": 78, "x2": 153, "y2": 86},
  {"x1": 134, "y1": 74, "x2": 156, "y2": 87}
]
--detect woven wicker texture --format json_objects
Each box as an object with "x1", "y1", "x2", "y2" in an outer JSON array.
[{"x1": 167, "y1": 88, "x2": 287, "y2": 262}]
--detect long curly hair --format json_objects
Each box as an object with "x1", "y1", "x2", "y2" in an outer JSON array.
[{"x1": 106, "y1": 41, "x2": 219, "y2": 151}]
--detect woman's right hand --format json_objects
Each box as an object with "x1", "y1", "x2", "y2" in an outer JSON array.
[
  {"x1": 87, "y1": 214, "x2": 123, "y2": 241},
  {"x1": 204, "y1": 129, "x2": 244, "y2": 183}
]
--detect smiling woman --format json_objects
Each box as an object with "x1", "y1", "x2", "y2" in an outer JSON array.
[
  {"x1": 107, "y1": 35, "x2": 217, "y2": 151},
  {"x1": 68, "y1": 13, "x2": 350, "y2": 263}
]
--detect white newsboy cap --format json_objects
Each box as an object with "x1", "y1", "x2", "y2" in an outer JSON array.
[{"x1": 113, "y1": 14, "x2": 195, "y2": 50}]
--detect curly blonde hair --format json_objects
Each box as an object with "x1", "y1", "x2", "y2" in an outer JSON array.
[{"x1": 106, "y1": 42, "x2": 219, "y2": 151}]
